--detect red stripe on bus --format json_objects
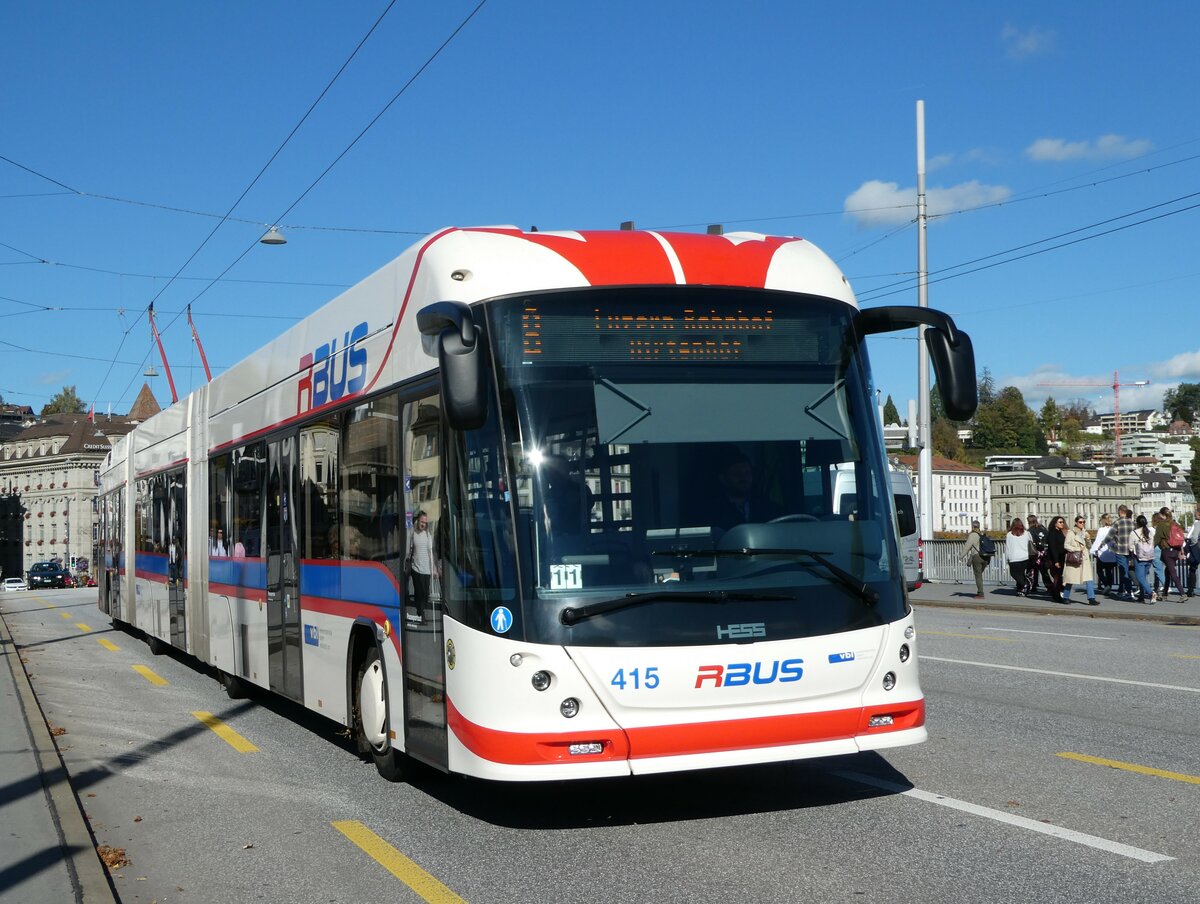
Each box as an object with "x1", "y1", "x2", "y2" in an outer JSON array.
[
  {"x1": 446, "y1": 699, "x2": 924, "y2": 766},
  {"x1": 209, "y1": 582, "x2": 268, "y2": 602},
  {"x1": 300, "y1": 595, "x2": 403, "y2": 661},
  {"x1": 660, "y1": 233, "x2": 795, "y2": 287}
]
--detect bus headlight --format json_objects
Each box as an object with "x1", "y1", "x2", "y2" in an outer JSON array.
[
  {"x1": 560, "y1": 697, "x2": 580, "y2": 718},
  {"x1": 531, "y1": 670, "x2": 552, "y2": 691},
  {"x1": 904, "y1": 625, "x2": 915, "y2": 640},
  {"x1": 882, "y1": 671, "x2": 897, "y2": 691},
  {"x1": 899, "y1": 644, "x2": 910, "y2": 663}
]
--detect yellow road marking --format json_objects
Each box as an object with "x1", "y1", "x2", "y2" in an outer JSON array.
[
  {"x1": 75, "y1": 623, "x2": 92, "y2": 632},
  {"x1": 132, "y1": 665, "x2": 168, "y2": 686},
  {"x1": 60, "y1": 612, "x2": 72, "y2": 620},
  {"x1": 1059, "y1": 752, "x2": 1200, "y2": 786},
  {"x1": 43, "y1": 602, "x2": 56, "y2": 608},
  {"x1": 97, "y1": 638, "x2": 120, "y2": 652},
  {"x1": 332, "y1": 820, "x2": 467, "y2": 904},
  {"x1": 921, "y1": 630, "x2": 1019, "y2": 642},
  {"x1": 1170, "y1": 653, "x2": 1200, "y2": 660},
  {"x1": 192, "y1": 711, "x2": 259, "y2": 753}
]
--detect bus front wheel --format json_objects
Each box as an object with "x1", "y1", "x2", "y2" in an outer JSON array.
[{"x1": 354, "y1": 646, "x2": 407, "y2": 782}]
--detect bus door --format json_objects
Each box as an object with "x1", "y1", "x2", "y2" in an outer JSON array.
[
  {"x1": 266, "y1": 434, "x2": 303, "y2": 702},
  {"x1": 400, "y1": 391, "x2": 448, "y2": 769}
]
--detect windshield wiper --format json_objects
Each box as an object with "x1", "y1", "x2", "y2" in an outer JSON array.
[
  {"x1": 652, "y1": 547, "x2": 880, "y2": 607},
  {"x1": 560, "y1": 589, "x2": 792, "y2": 626}
]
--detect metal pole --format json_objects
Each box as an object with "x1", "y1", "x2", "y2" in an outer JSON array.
[{"x1": 916, "y1": 101, "x2": 934, "y2": 540}]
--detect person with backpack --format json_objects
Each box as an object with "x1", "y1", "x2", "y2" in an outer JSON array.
[
  {"x1": 1062, "y1": 515, "x2": 1098, "y2": 605},
  {"x1": 962, "y1": 520, "x2": 990, "y2": 599},
  {"x1": 1130, "y1": 514, "x2": 1157, "y2": 604},
  {"x1": 1156, "y1": 506, "x2": 1187, "y2": 602}
]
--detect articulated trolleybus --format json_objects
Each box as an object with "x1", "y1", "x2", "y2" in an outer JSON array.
[{"x1": 97, "y1": 226, "x2": 976, "y2": 782}]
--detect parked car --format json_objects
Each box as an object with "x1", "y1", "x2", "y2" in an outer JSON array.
[
  {"x1": 81, "y1": 573, "x2": 97, "y2": 587},
  {"x1": 61, "y1": 573, "x2": 76, "y2": 588},
  {"x1": 2, "y1": 577, "x2": 28, "y2": 592},
  {"x1": 26, "y1": 561, "x2": 69, "y2": 589}
]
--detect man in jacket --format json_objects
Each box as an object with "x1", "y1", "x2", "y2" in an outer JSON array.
[
  {"x1": 963, "y1": 520, "x2": 986, "y2": 599},
  {"x1": 1110, "y1": 505, "x2": 1136, "y2": 600}
]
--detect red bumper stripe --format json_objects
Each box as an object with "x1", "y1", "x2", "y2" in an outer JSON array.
[{"x1": 447, "y1": 699, "x2": 925, "y2": 767}]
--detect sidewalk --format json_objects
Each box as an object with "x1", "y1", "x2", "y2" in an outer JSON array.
[
  {"x1": 0, "y1": 606, "x2": 117, "y2": 904},
  {"x1": 910, "y1": 579, "x2": 1200, "y2": 625}
]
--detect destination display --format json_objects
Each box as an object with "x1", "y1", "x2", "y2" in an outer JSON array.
[{"x1": 497, "y1": 291, "x2": 846, "y2": 364}]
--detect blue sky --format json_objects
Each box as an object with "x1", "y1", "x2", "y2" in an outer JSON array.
[{"x1": 2, "y1": 2, "x2": 1198, "y2": 420}]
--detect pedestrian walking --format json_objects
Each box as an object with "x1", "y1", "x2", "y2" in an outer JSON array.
[
  {"x1": 1186, "y1": 507, "x2": 1200, "y2": 599},
  {"x1": 1130, "y1": 514, "x2": 1157, "y2": 604},
  {"x1": 1062, "y1": 515, "x2": 1098, "y2": 605},
  {"x1": 963, "y1": 520, "x2": 987, "y2": 599},
  {"x1": 1156, "y1": 506, "x2": 1188, "y2": 601},
  {"x1": 1090, "y1": 513, "x2": 1116, "y2": 594},
  {"x1": 1026, "y1": 515, "x2": 1054, "y2": 597},
  {"x1": 1046, "y1": 515, "x2": 1068, "y2": 603},
  {"x1": 1004, "y1": 518, "x2": 1033, "y2": 596},
  {"x1": 1150, "y1": 511, "x2": 1167, "y2": 595},
  {"x1": 1110, "y1": 505, "x2": 1136, "y2": 599}
]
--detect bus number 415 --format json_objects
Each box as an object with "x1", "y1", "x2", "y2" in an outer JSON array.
[{"x1": 611, "y1": 667, "x2": 660, "y2": 690}]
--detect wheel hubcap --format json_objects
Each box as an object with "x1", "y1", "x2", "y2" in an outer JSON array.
[{"x1": 359, "y1": 660, "x2": 388, "y2": 751}]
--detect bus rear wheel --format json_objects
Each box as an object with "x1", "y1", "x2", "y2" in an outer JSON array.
[{"x1": 354, "y1": 646, "x2": 408, "y2": 782}]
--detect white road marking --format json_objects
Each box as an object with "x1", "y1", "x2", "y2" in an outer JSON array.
[
  {"x1": 835, "y1": 770, "x2": 1174, "y2": 864},
  {"x1": 977, "y1": 627, "x2": 1117, "y2": 640},
  {"x1": 921, "y1": 655, "x2": 1200, "y2": 694}
]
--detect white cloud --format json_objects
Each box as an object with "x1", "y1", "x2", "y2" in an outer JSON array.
[
  {"x1": 1002, "y1": 23, "x2": 1055, "y2": 59},
  {"x1": 37, "y1": 370, "x2": 71, "y2": 385},
  {"x1": 926, "y1": 153, "x2": 955, "y2": 173},
  {"x1": 844, "y1": 179, "x2": 1012, "y2": 228},
  {"x1": 1025, "y1": 134, "x2": 1153, "y2": 162},
  {"x1": 1002, "y1": 365, "x2": 1176, "y2": 414},
  {"x1": 1148, "y1": 350, "x2": 1200, "y2": 381}
]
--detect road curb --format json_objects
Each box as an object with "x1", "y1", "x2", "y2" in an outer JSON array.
[
  {"x1": 0, "y1": 609, "x2": 119, "y2": 904},
  {"x1": 912, "y1": 595, "x2": 1200, "y2": 626}
]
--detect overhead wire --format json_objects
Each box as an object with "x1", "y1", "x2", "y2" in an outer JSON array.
[{"x1": 113, "y1": 0, "x2": 492, "y2": 407}]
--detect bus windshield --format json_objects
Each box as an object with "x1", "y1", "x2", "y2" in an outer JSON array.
[{"x1": 486, "y1": 286, "x2": 906, "y2": 647}]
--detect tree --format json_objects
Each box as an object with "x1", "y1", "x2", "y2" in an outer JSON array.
[
  {"x1": 973, "y1": 385, "x2": 1045, "y2": 453},
  {"x1": 882, "y1": 394, "x2": 901, "y2": 426},
  {"x1": 1163, "y1": 383, "x2": 1200, "y2": 425},
  {"x1": 41, "y1": 385, "x2": 87, "y2": 416},
  {"x1": 932, "y1": 416, "x2": 964, "y2": 460},
  {"x1": 1039, "y1": 397, "x2": 1062, "y2": 443},
  {"x1": 977, "y1": 368, "x2": 997, "y2": 409}
]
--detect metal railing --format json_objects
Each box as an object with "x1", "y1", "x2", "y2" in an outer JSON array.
[{"x1": 923, "y1": 538, "x2": 1013, "y2": 585}]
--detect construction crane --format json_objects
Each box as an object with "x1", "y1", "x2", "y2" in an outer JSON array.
[{"x1": 1037, "y1": 370, "x2": 1150, "y2": 459}]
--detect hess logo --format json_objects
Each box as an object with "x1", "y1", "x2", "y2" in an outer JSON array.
[
  {"x1": 694, "y1": 659, "x2": 803, "y2": 688},
  {"x1": 297, "y1": 322, "x2": 368, "y2": 413}
]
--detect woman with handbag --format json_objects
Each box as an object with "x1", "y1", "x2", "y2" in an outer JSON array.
[{"x1": 1062, "y1": 515, "x2": 1097, "y2": 605}]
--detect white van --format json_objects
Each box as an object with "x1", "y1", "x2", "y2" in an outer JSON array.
[{"x1": 832, "y1": 468, "x2": 921, "y2": 590}]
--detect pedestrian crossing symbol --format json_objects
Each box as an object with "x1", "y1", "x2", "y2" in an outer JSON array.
[{"x1": 490, "y1": 606, "x2": 513, "y2": 634}]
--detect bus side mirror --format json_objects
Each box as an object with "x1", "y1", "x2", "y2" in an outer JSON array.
[
  {"x1": 854, "y1": 305, "x2": 978, "y2": 421},
  {"x1": 416, "y1": 301, "x2": 486, "y2": 430}
]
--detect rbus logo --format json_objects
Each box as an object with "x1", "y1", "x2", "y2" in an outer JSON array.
[
  {"x1": 694, "y1": 659, "x2": 803, "y2": 688},
  {"x1": 297, "y1": 322, "x2": 369, "y2": 413}
]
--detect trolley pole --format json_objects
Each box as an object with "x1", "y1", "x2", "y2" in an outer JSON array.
[{"x1": 916, "y1": 101, "x2": 934, "y2": 540}]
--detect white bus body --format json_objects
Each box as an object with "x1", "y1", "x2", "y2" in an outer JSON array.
[{"x1": 97, "y1": 227, "x2": 973, "y2": 782}]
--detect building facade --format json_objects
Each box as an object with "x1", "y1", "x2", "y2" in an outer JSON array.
[
  {"x1": 988, "y1": 455, "x2": 1139, "y2": 531},
  {"x1": 894, "y1": 454, "x2": 991, "y2": 533},
  {"x1": 1139, "y1": 471, "x2": 1196, "y2": 523},
  {"x1": 0, "y1": 390, "x2": 159, "y2": 579}
]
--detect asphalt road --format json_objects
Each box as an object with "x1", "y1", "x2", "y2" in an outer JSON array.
[{"x1": 3, "y1": 588, "x2": 1198, "y2": 904}]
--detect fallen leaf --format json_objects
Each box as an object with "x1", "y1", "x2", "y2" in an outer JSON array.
[
  {"x1": 243, "y1": 843, "x2": 255, "y2": 849},
  {"x1": 134, "y1": 816, "x2": 143, "y2": 822},
  {"x1": 86, "y1": 793, "x2": 96, "y2": 798},
  {"x1": 97, "y1": 845, "x2": 131, "y2": 870},
  {"x1": 50, "y1": 726, "x2": 67, "y2": 737}
]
